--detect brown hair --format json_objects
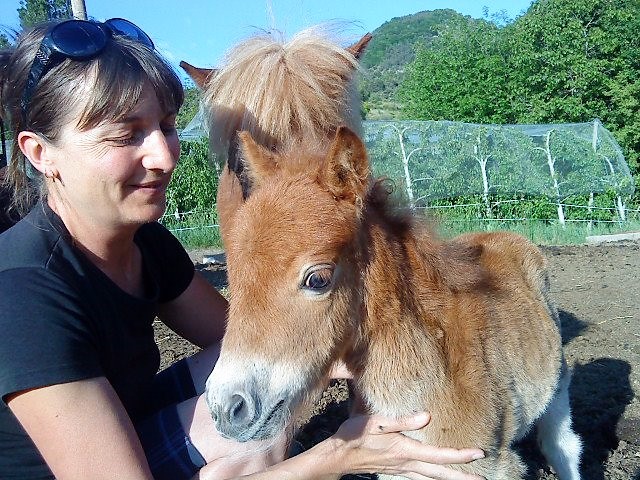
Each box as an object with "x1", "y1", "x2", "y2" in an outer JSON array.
[{"x1": 0, "y1": 20, "x2": 184, "y2": 215}]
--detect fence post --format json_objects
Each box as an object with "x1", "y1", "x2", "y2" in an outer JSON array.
[
  {"x1": 593, "y1": 119, "x2": 627, "y2": 223},
  {"x1": 540, "y1": 130, "x2": 565, "y2": 227}
]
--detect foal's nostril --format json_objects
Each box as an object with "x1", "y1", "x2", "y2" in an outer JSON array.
[{"x1": 229, "y1": 393, "x2": 251, "y2": 424}]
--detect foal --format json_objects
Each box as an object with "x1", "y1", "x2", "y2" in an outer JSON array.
[
  {"x1": 205, "y1": 127, "x2": 583, "y2": 479},
  {"x1": 180, "y1": 26, "x2": 371, "y2": 244}
]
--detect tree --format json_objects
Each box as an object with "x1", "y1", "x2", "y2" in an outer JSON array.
[
  {"x1": 0, "y1": 33, "x2": 10, "y2": 49},
  {"x1": 18, "y1": 0, "x2": 72, "y2": 28},
  {"x1": 395, "y1": 0, "x2": 639, "y2": 196},
  {"x1": 398, "y1": 17, "x2": 517, "y2": 124},
  {"x1": 508, "y1": 0, "x2": 640, "y2": 192}
]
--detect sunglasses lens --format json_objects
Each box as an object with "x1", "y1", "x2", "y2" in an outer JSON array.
[
  {"x1": 50, "y1": 21, "x2": 107, "y2": 57},
  {"x1": 22, "y1": 18, "x2": 155, "y2": 122},
  {"x1": 106, "y1": 18, "x2": 154, "y2": 49}
]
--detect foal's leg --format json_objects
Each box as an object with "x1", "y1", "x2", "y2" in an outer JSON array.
[{"x1": 536, "y1": 362, "x2": 582, "y2": 480}]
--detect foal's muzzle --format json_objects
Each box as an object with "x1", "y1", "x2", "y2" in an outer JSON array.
[{"x1": 209, "y1": 389, "x2": 288, "y2": 442}]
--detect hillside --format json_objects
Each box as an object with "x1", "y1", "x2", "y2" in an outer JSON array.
[{"x1": 359, "y1": 9, "x2": 467, "y2": 119}]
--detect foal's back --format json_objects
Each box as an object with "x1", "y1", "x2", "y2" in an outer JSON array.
[
  {"x1": 389, "y1": 231, "x2": 578, "y2": 479},
  {"x1": 451, "y1": 231, "x2": 564, "y2": 424}
]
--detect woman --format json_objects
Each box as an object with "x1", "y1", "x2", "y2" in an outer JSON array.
[{"x1": 0, "y1": 18, "x2": 484, "y2": 480}]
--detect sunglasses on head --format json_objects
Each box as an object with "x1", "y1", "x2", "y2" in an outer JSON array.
[{"x1": 21, "y1": 17, "x2": 154, "y2": 123}]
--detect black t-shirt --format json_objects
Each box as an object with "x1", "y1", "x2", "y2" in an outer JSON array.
[{"x1": 0, "y1": 201, "x2": 194, "y2": 479}]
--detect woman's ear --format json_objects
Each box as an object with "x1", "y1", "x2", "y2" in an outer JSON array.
[{"x1": 17, "y1": 131, "x2": 52, "y2": 176}]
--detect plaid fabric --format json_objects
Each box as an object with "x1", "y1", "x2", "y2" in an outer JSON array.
[{"x1": 136, "y1": 359, "x2": 206, "y2": 480}]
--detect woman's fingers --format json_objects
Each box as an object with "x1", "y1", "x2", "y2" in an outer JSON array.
[
  {"x1": 332, "y1": 412, "x2": 485, "y2": 480},
  {"x1": 400, "y1": 439, "x2": 485, "y2": 465},
  {"x1": 365, "y1": 412, "x2": 484, "y2": 462}
]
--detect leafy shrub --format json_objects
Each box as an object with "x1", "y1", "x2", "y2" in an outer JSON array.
[{"x1": 166, "y1": 138, "x2": 218, "y2": 215}]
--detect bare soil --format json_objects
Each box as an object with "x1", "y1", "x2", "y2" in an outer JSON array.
[{"x1": 156, "y1": 240, "x2": 640, "y2": 479}]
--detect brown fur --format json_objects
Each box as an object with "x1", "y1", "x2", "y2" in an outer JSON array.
[
  {"x1": 181, "y1": 26, "x2": 370, "y2": 246},
  {"x1": 206, "y1": 127, "x2": 581, "y2": 479}
]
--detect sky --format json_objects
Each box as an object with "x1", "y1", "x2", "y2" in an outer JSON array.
[{"x1": 1, "y1": 0, "x2": 534, "y2": 82}]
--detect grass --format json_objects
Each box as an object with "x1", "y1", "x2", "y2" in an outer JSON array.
[
  {"x1": 160, "y1": 210, "x2": 223, "y2": 249},
  {"x1": 435, "y1": 217, "x2": 640, "y2": 245},
  {"x1": 164, "y1": 207, "x2": 640, "y2": 251}
]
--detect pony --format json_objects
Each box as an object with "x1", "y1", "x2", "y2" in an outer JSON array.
[
  {"x1": 203, "y1": 126, "x2": 583, "y2": 479},
  {"x1": 180, "y1": 26, "x2": 371, "y2": 245}
]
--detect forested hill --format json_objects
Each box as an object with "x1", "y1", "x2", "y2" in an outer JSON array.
[
  {"x1": 357, "y1": 1, "x2": 639, "y2": 190},
  {"x1": 360, "y1": 9, "x2": 463, "y2": 69},
  {"x1": 358, "y1": 9, "x2": 467, "y2": 119}
]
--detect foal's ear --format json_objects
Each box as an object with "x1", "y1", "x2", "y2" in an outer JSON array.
[
  {"x1": 321, "y1": 126, "x2": 370, "y2": 203},
  {"x1": 179, "y1": 60, "x2": 216, "y2": 89},
  {"x1": 346, "y1": 33, "x2": 372, "y2": 60},
  {"x1": 237, "y1": 131, "x2": 278, "y2": 186}
]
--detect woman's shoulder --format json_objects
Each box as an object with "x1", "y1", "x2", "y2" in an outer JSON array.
[{"x1": 0, "y1": 204, "x2": 65, "y2": 273}]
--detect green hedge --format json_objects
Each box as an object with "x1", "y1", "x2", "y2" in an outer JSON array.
[{"x1": 166, "y1": 139, "x2": 218, "y2": 214}]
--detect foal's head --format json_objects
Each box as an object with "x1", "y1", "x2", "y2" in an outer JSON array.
[
  {"x1": 183, "y1": 26, "x2": 371, "y2": 246},
  {"x1": 185, "y1": 26, "x2": 371, "y2": 158},
  {"x1": 205, "y1": 127, "x2": 371, "y2": 441}
]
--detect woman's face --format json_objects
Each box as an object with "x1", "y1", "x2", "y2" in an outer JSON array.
[{"x1": 47, "y1": 84, "x2": 180, "y2": 231}]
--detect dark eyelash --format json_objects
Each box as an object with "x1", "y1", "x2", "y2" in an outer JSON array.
[{"x1": 109, "y1": 135, "x2": 137, "y2": 146}]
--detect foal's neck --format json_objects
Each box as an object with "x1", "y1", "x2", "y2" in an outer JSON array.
[{"x1": 349, "y1": 215, "x2": 451, "y2": 410}]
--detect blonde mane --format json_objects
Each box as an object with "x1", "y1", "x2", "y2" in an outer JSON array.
[{"x1": 202, "y1": 26, "x2": 363, "y2": 157}]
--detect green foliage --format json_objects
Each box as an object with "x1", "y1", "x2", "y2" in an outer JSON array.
[
  {"x1": 398, "y1": 17, "x2": 517, "y2": 124},
  {"x1": 165, "y1": 138, "x2": 218, "y2": 214},
  {"x1": 0, "y1": 33, "x2": 10, "y2": 48},
  {"x1": 18, "y1": 0, "x2": 71, "y2": 28},
  {"x1": 176, "y1": 86, "x2": 201, "y2": 130},
  {"x1": 389, "y1": 0, "x2": 639, "y2": 193},
  {"x1": 359, "y1": 9, "x2": 463, "y2": 119}
]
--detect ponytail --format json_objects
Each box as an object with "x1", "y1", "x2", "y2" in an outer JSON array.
[{"x1": 0, "y1": 41, "x2": 39, "y2": 218}]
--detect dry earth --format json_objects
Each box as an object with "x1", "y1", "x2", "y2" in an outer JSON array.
[{"x1": 155, "y1": 240, "x2": 640, "y2": 479}]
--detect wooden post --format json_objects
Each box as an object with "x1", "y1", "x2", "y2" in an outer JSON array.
[{"x1": 71, "y1": 0, "x2": 88, "y2": 20}]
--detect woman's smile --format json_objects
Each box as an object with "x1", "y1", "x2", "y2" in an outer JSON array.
[{"x1": 131, "y1": 177, "x2": 171, "y2": 195}]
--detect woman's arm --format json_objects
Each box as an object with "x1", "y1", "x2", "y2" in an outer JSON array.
[
  {"x1": 7, "y1": 377, "x2": 154, "y2": 480},
  {"x1": 196, "y1": 413, "x2": 485, "y2": 480},
  {"x1": 157, "y1": 270, "x2": 229, "y2": 349}
]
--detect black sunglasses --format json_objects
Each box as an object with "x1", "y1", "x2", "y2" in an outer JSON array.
[{"x1": 21, "y1": 17, "x2": 154, "y2": 122}]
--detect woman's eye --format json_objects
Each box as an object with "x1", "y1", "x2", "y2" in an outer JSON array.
[
  {"x1": 109, "y1": 130, "x2": 142, "y2": 146},
  {"x1": 303, "y1": 266, "x2": 334, "y2": 292}
]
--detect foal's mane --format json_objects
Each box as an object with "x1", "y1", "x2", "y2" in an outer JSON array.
[
  {"x1": 362, "y1": 179, "x2": 489, "y2": 293},
  {"x1": 203, "y1": 26, "x2": 363, "y2": 157}
]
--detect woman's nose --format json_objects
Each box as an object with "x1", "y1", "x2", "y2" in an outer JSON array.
[{"x1": 142, "y1": 129, "x2": 178, "y2": 172}]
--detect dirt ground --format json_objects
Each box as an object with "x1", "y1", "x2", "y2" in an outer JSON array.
[{"x1": 156, "y1": 240, "x2": 640, "y2": 479}]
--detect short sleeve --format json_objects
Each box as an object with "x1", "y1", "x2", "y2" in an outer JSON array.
[{"x1": 0, "y1": 268, "x2": 102, "y2": 403}]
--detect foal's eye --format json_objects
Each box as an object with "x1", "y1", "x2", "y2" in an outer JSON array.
[{"x1": 302, "y1": 265, "x2": 335, "y2": 293}]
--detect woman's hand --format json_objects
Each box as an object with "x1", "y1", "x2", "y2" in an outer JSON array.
[
  {"x1": 325, "y1": 412, "x2": 485, "y2": 480},
  {"x1": 199, "y1": 412, "x2": 485, "y2": 480}
]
